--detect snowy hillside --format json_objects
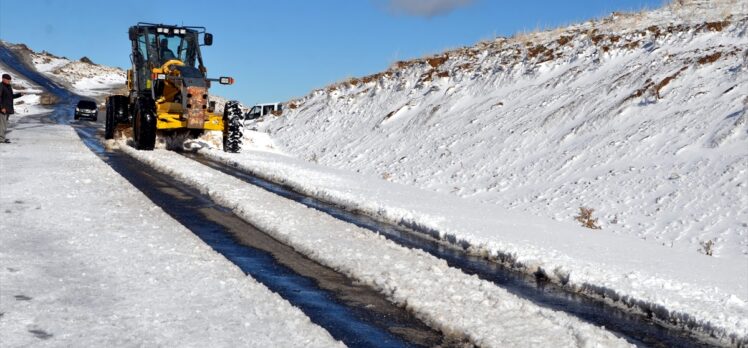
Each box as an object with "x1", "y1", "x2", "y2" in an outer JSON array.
[
  {"x1": 27, "y1": 49, "x2": 126, "y2": 97},
  {"x1": 259, "y1": 0, "x2": 748, "y2": 260},
  {"x1": 0, "y1": 56, "x2": 50, "y2": 115}
]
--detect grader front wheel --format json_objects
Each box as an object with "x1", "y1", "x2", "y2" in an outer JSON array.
[{"x1": 222, "y1": 101, "x2": 243, "y2": 153}]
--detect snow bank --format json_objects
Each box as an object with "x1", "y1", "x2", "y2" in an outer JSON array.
[
  {"x1": 121, "y1": 144, "x2": 635, "y2": 347},
  {"x1": 0, "y1": 114, "x2": 340, "y2": 347},
  {"x1": 201, "y1": 147, "x2": 748, "y2": 344}
]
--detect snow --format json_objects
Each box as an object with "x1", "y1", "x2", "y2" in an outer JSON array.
[
  {"x1": 26, "y1": 51, "x2": 126, "y2": 97},
  {"x1": 197, "y1": 1, "x2": 748, "y2": 343},
  {"x1": 0, "y1": 112, "x2": 341, "y2": 347},
  {"x1": 9, "y1": 94, "x2": 49, "y2": 116},
  {"x1": 262, "y1": 2, "x2": 748, "y2": 261},
  {"x1": 71, "y1": 72, "x2": 127, "y2": 97},
  {"x1": 119, "y1": 143, "x2": 633, "y2": 347},
  {"x1": 30, "y1": 52, "x2": 69, "y2": 73},
  {"x1": 2, "y1": 1, "x2": 746, "y2": 344},
  {"x1": 200, "y1": 146, "x2": 748, "y2": 343},
  {"x1": 0, "y1": 60, "x2": 51, "y2": 116}
]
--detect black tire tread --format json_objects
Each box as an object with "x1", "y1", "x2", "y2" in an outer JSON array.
[
  {"x1": 105, "y1": 95, "x2": 128, "y2": 140},
  {"x1": 223, "y1": 101, "x2": 243, "y2": 153},
  {"x1": 134, "y1": 97, "x2": 156, "y2": 150}
]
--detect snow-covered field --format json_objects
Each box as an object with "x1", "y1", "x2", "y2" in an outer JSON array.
[
  {"x1": 259, "y1": 0, "x2": 748, "y2": 261},
  {"x1": 0, "y1": 110, "x2": 341, "y2": 346}
]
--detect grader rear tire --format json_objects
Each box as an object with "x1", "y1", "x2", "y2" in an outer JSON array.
[
  {"x1": 105, "y1": 97, "x2": 119, "y2": 139},
  {"x1": 133, "y1": 98, "x2": 156, "y2": 150}
]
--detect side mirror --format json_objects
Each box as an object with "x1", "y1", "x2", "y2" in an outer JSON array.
[
  {"x1": 128, "y1": 27, "x2": 138, "y2": 41},
  {"x1": 218, "y1": 77, "x2": 234, "y2": 85},
  {"x1": 204, "y1": 33, "x2": 213, "y2": 46}
]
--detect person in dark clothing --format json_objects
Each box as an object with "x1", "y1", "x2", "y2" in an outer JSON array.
[
  {"x1": 159, "y1": 39, "x2": 176, "y2": 63},
  {"x1": 0, "y1": 73, "x2": 23, "y2": 143}
]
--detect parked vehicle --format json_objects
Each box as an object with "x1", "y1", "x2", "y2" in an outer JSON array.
[
  {"x1": 74, "y1": 99, "x2": 98, "y2": 121},
  {"x1": 245, "y1": 103, "x2": 282, "y2": 120}
]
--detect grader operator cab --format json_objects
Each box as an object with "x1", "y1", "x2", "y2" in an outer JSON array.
[{"x1": 105, "y1": 23, "x2": 243, "y2": 152}]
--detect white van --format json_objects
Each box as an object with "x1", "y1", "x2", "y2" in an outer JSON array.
[{"x1": 245, "y1": 103, "x2": 282, "y2": 120}]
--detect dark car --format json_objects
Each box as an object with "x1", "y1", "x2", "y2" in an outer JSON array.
[{"x1": 75, "y1": 100, "x2": 98, "y2": 121}]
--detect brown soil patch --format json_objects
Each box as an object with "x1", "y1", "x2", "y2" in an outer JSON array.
[
  {"x1": 557, "y1": 36, "x2": 571, "y2": 46},
  {"x1": 362, "y1": 73, "x2": 383, "y2": 84},
  {"x1": 654, "y1": 66, "x2": 688, "y2": 99},
  {"x1": 624, "y1": 41, "x2": 640, "y2": 50},
  {"x1": 591, "y1": 35, "x2": 606, "y2": 44},
  {"x1": 528, "y1": 44, "x2": 547, "y2": 58},
  {"x1": 697, "y1": 52, "x2": 722, "y2": 65},
  {"x1": 426, "y1": 55, "x2": 449, "y2": 68},
  {"x1": 704, "y1": 21, "x2": 730, "y2": 32},
  {"x1": 420, "y1": 70, "x2": 435, "y2": 82},
  {"x1": 647, "y1": 25, "x2": 661, "y2": 38}
]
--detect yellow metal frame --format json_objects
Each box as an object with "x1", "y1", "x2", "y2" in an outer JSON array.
[
  {"x1": 127, "y1": 59, "x2": 224, "y2": 132},
  {"x1": 155, "y1": 102, "x2": 224, "y2": 131}
]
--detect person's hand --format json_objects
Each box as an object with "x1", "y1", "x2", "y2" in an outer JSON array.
[{"x1": 1, "y1": 108, "x2": 6, "y2": 114}]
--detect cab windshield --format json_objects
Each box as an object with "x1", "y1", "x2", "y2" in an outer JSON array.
[
  {"x1": 137, "y1": 29, "x2": 198, "y2": 67},
  {"x1": 131, "y1": 26, "x2": 203, "y2": 91},
  {"x1": 153, "y1": 34, "x2": 196, "y2": 65}
]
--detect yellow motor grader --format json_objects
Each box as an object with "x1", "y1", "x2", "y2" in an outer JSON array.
[{"x1": 105, "y1": 23, "x2": 242, "y2": 152}]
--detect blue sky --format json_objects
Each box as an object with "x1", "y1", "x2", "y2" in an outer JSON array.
[{"x1": 0, "y1": 0, "x2": 663, "y2": 105}]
